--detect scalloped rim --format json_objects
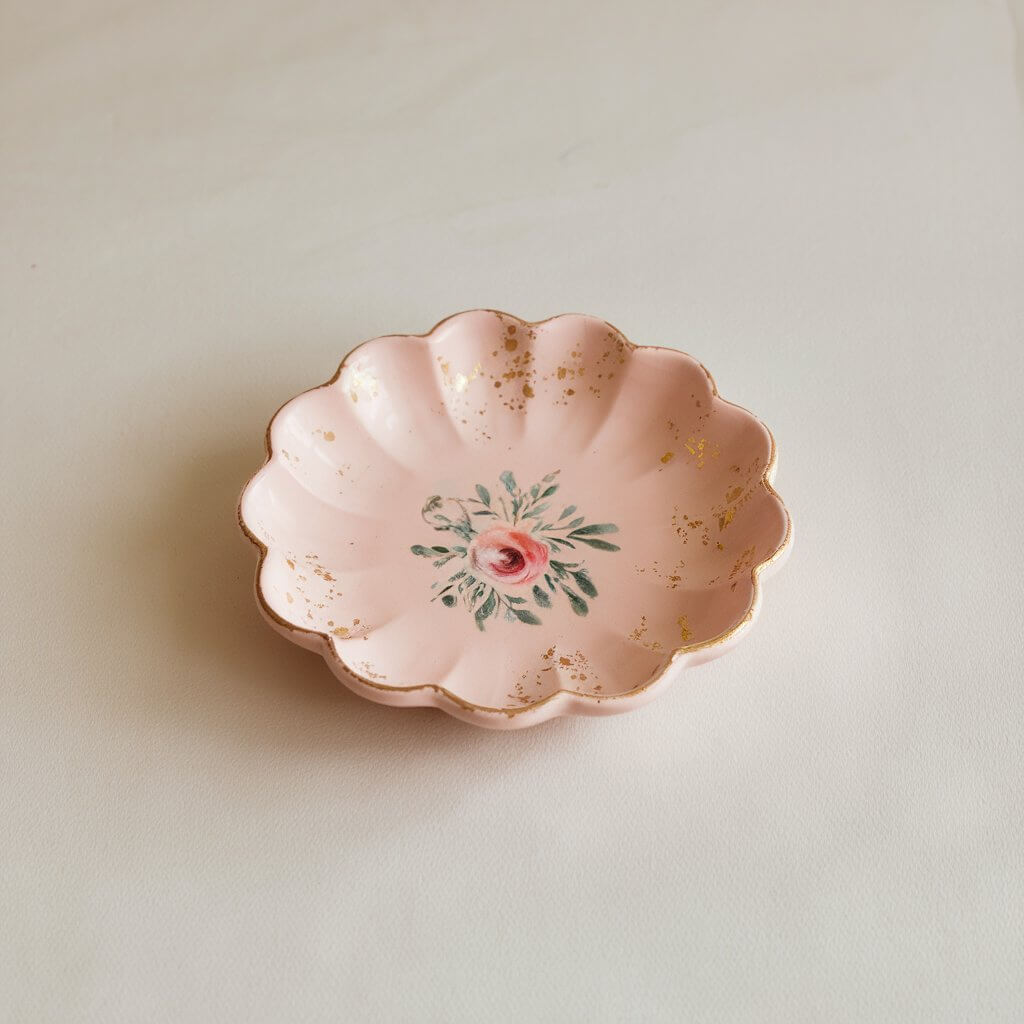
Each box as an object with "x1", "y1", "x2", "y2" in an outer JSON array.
[{"x1": 238, "y1": 310, "x2": 793, "y2": 726}]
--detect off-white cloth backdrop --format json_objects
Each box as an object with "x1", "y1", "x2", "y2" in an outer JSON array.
[{"x1": 3, "y1": 2, "x2": 1022, "y2": 1021}]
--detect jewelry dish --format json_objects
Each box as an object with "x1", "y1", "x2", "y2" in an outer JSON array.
[{"x1": 238, "y1": 310, "x2": 791, "y2": 729}]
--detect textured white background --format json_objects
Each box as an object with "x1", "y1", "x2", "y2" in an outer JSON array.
[{"x1": 3, "y1": 1, "x2": 1023, "y2": 1021}]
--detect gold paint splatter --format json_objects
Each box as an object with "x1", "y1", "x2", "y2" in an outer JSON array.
[
  {"x1": 635, "y1": 556, "x2": 687, "y2": 589},
  {"x1": 323, "y1": 431, "x2": 335, "y2": 441},
  {"x1": 628, "y1": 616, "x2": 663, "y2": 652},
  {"x1": 522, "y1": 382, "x2": 534, "y2": 398},
  {"x1": 510, "y1": 648, "x2": 600, "y2": 703},
  {"x1": 672, "y1": 509, "x2": 712, "y2": 547},
  {"x1": 666, "y1": 419, "x2": 718, "y2": 466},
  {"x1": 729, "y1": 545, "x2": 757, "y2": 580},
  {"x1": 661, "y1": 452, "x2": 674, "y2": 464},
  {"x1": 630, "y1": 615, "x2": 692, "y2": 653},
  {"x1": 682, "y1": 437, "x2": 720, "y2": 468}
]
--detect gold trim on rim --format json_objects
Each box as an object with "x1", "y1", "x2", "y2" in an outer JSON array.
[{"x1": 237, "y1": 309, "x2": 793, "y2": 720}]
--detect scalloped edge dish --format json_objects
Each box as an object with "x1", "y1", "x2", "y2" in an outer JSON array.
[{"x1": 238, "y1": 310, "x2": 792, "y2": 728}]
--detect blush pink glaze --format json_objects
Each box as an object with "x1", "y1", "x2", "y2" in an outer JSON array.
[{"x1": 238, "y1": 310, "x2": 792, "y2": 729}]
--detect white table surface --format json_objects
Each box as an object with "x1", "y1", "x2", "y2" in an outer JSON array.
[{"x1": 4, "y1": 2, "x2": 1023, "y2": 1021}]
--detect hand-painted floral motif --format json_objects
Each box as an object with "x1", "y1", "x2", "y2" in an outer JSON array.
[
  {"x1": 410, "y1": 470, "x2": 620, "y2": 631},
  {"x1": 470, "y1": 525, "x2": 549, "y2": 586}
]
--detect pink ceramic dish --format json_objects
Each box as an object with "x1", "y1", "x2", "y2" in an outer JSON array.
[{"x1": 238, "y1": 310, "x2": 791, "y2": 729}]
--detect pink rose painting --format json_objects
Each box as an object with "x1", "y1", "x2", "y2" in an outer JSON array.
[
  {"x1": 470, "y1": 526, "x2": 549, "y2": 585},
  {"x1": 411, "y1": 470, "x2": 619, "y2": 631}
]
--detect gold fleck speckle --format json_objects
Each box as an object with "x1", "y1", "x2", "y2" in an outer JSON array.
[
  {"x1": 511, "y1": 648, "x2": 599, "y2": 704},
  {"x1": 729, "y1": 545, "x2": 757, "y2": 580},
  {"x1": 661, "y1": 452, "x2": 674, "y2": 464},
  {"x1": 628, "y1": 616, "x2": 664, "y2": 652},
  {"x1": 323, "y1": 431, "x2": 335, "y2": 441}
]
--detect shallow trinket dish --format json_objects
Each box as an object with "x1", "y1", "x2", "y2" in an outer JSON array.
[{"x1": 238, "y1": 310, "x2": 792, "y2": 729}]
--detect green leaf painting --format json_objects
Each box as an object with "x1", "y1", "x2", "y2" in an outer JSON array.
[{"x1": 411, "y1": 469, "x2": 620, "y2": 631}]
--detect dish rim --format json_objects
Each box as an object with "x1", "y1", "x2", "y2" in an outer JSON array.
[{"x1": 237, "y1": 308, "x2": 793, "y2": 720}]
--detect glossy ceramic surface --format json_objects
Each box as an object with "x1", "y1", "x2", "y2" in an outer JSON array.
[{"x1": 238, "y1": 310, "x2": 791, "y2": 728}]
